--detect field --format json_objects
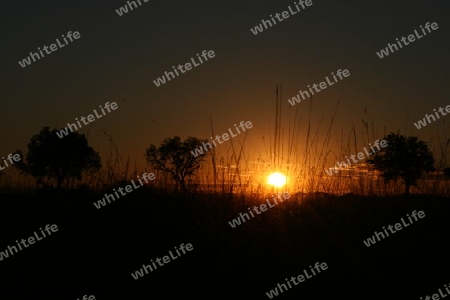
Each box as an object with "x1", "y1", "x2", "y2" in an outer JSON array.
[
  {"x1": 1, "y1": 102, "x2": 449, "y2": 299},
  {"x1": 1, "y1": 183, "x2": 449, "y2": 299}
]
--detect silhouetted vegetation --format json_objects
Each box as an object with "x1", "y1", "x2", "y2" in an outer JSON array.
[
  {"x1": 1, "y1": 125, "x2": 449, "y2": 299},
  {"x1": 145, "y1": 136, "x2": 207, "y2": 192},
  {"x1": 13, "y1": 127, "x2": 101, "y2": 188},
  {"x1": 367, "y1": 133, "x2": 435, "y2": 196}
]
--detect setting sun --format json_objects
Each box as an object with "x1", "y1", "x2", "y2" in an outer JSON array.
[{"x1": 267, "y1": 172, "x2": 287, "y2": 188}]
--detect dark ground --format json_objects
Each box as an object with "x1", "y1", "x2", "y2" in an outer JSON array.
[{"x1": 1, "y1": 187, "x2": 449, "y2": 299}]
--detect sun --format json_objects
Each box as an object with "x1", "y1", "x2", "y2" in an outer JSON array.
[{"x1": 267, "y1": 172, "x2": 287, "y2": 188}]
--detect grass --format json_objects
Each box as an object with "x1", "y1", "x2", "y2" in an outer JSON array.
[
  {"x1": 2, "y1": 88, "x2": 449, "y2": 197},
  {"x1": 1, "y1": 171, "x2": 449, "y2": 299},
  {"x1": 1, "y1": 89, "x2": 450, "y2": 298}
]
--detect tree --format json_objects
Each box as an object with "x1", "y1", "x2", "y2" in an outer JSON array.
[
  {"x1": 145, "y1": 136, "x2": 207, "y2": 192},
  {"x1": 14, "y1": 127, "x2": 101, "y2": 188},
  {"x1": 367, "y1": 132, "x2": 435, "y2": 195}
]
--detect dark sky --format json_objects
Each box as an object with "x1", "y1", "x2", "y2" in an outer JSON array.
[{"x1": 1, "y1": 0, "x2": 449, "y2": 169}]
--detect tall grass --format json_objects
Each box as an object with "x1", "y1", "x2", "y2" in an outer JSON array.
[
  {"x1": 194, "y1": 85, "x2": 450, "y2": 197},
  {"x1": 1, "y1": 91, "x2": 449, "y2": 198}
]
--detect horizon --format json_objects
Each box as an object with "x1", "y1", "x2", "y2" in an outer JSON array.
[
  {"x1": 1, "y1": 1, "x2": 450, "y2": 299},
  {"x1": 2, "y1": 0, "x2": 450, "y2": 174}
]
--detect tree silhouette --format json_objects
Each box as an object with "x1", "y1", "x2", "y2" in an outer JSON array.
[
  {"x1": 145, "y1": 136, "x2": 207, "y2": 192},
  {"x1": 14, "y1": 127, "x2": 101, "y2": 188},
  {"x1": 367, "y1": 132, "x2": 434, "y2": 195}
]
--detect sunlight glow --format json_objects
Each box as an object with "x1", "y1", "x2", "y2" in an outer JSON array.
[{"x1": 267, "y1": 172, "x2": 287, "y2": 188}]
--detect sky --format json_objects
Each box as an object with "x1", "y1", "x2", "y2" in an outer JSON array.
[{"x1": 1, "y1": 0, "x2": 449, "y2": 172}]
